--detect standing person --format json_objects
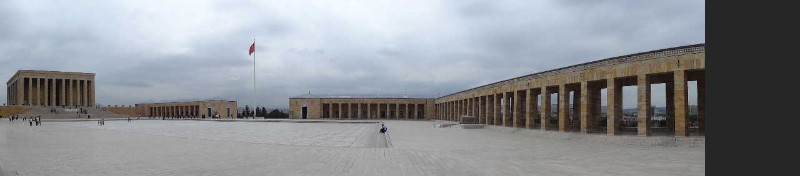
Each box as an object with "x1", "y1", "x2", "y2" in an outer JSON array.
[{"x1": 29, "y1": 119, "x2": 33, "y2": 126}]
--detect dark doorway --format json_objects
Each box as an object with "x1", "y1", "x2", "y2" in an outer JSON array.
[
  {"x1": 302, "y1": 107, "x2": 308, "y2": 119},
  {"x1": 207, "y1": 107, "x2": 212, "y2": 118}
]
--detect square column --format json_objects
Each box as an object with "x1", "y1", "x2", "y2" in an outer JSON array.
[
  {"x1": 65, "y1": 79, "x2": 71, "y2": 106},
  {"x1": 541, "y1": 87, "x2": 551, "y2": 130},
  {"x1": 558, "y1": 85, "x2": 569, "y2": 132},
  {"x1": 580, "y1": 82, "x2": 591, "y2": 133},
  {"x1": 357, "y1": 103, "x2": 361, "y2": 119},
  {"x1": 513, "y1": 91, "x2": 522, "y2": 128},
  {"x1": 83, "y1": 80, "x2": 88, "y2": 107},
  {"x1": 50, "y1": 79, "x2": 56, "y2": 106},
  {"x1": 34, "y1": 78, "x2": 39, "y2": 106},
  {"x1": 637, "y1": 75, "x2": 651, "y2": 136},
  {"x1": 338, "y1": 103, "x2": 343, "y2": 119},
  {"x1": 674, "y1": 70, "x2": 690, "y2": 136},
  {"x1": 607, "y1": 79, "x2": 622, "y2": 135},
  {"x1": 60, "y1": 79, "x2": 65, "y2": 106},
  {"x1": 44, "y1": 78, "x2": 49, "y2": 106},
  {"x1": 17, "y1": 79, "x2": 23, "y2": 106},
  {"x1": 27, "y1": 77, "x2": 32, "y2": 106}
]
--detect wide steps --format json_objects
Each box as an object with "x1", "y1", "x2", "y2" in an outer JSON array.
[{"x1": 19, "y1": 107, "x2": 131, "y2": 119}]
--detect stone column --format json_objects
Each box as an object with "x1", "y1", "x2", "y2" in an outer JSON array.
[
  {"x1": 558, "y1": 85, "x2": 569, "y2": 132},
  {"x1": 357, "y1": 103, "x2": 361, "y2": 119},
  {"x1": 541, "y1": 88, "x2": 550, "y2": 130},
  {"x1": 637, "y1": 75, "x2": 651, "y2": 136},
  {"x1": 385, "y1": 103, "x2": 390, "y2": 119},
  {"x1": 499, "y1": 92, "x2": 505, "y2": 127},
  {"x1": 43, "y1": 78, "x2": 49, "y2": 106},
  {"x1": 513, "y1": 91, "x2": 520, "y2": 128},
  {"x1": 50, "y1": 79, "x2": 55, "y2": 106},
  {"x1": 492, "y1": 94, "x2": 498, "y2": 126},
  {"x1": 60, "y1": 79, "x2": 65, "y2": 106},
  {"x1": 83, "y1": 80, "x2": 88, "y2": 107},
  {"x1": 16, "y1": 79, "x2": 20, "y2": 105},
  {"x1": 26, "y1": 77, "x2": 31, "y2": 106},
  {"x1": 580, "y1": 82, "x2": 590, "y2": 133},
  {"x1": 674, "y1": 70, "x2": 689, "y2": 136},
  {"x1": 75, "y1": 80, "x2": 81, "y2": 106},
  {"x1": 48, "y1": 79, "x2": 53, "y2": 106},
  {"x1": 65, "y1": 79, "x2": 70, "y2": 106},
  {"x1": 33, "y1": 78, "x2": 39, "y2": 106},
  {"x1": 607, "y1": 79, "x2": 621, "y2": 135}
]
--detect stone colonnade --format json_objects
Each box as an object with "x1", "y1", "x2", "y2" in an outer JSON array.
[
  {"x1": 434, "y1": 44, "x2": 705, "y2": 137},
  {"x1": 138, "y1": 100, "x2": 238, "y2": 119},
  {"x1": 6, "y1": 70, "x2": 95, "y2": 107},
  {"x1": 289, "y1": 98, "x2": 434, "y2": 120}
]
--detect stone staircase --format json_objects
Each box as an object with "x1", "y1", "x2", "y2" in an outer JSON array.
[{"x1": 18, "y1": 107, "x2": 131, "y2": 119}]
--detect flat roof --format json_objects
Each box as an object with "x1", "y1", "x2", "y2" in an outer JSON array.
[
  {"x1": 8, "y1": 70, "x2": 96, "y2": 84},
  {"x1": 291, "y1": 94, "x2": 434, "y2": 99},
  {"x1": 136, "y1": 99, "x2": 237, "y2": 105}
]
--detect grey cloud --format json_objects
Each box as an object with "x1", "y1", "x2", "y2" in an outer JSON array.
[{"x1": 0, "y1": 0, "x2": 704, "y2": 109}]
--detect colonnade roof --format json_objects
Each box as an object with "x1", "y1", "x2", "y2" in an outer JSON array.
[
  {"x1": 7, "y1": 70, "x2": 96, "y2": 85},
  {"x1": 438, "y1": 43, "x2": 706, "y2": 99},
  {"x1": 136, "y1": 99, "x2": 236, "y2": 105},
  {"x1": 291, "y1": 94, "x2": 434, "y2": 99}
]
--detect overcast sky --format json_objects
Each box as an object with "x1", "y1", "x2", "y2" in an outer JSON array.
[{"x1": 0, "y1": 0, "x2": 704, "y2": 109}]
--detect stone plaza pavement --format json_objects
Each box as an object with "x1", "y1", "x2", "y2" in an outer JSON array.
[{"x1": 0, "y1": 119, "x2": 704, "y2": 176}]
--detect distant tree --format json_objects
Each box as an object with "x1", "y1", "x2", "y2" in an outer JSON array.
[
  {"x1": 267, "y1": 109, "x2": 289, "y2": 119},
  {"x1": 243, "y1": 105, "x2": 251, "y2": 118}
]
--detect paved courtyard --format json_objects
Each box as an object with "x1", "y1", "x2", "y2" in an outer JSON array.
[{"x1": 0, "y1": 119, "x2": 704, "y2": 176}]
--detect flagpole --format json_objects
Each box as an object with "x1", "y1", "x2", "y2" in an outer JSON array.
[{"x1": 253, "y1": 38, "x2": 257, "y2": 119}]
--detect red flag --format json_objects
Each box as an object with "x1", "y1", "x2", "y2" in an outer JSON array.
[{"x1": 249, "y1": 42, "x2": 255, "y2": 55}]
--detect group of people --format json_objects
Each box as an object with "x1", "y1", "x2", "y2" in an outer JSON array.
[
  {"x1": 154, "y1": 115, "x2": 207, "y2": 120},
  {"x1": 49, "y1": 108, "x2": 60, "y2": 114},
  {"x1": 8, "y1": 115, "x2": 42, "y2": 126},
  {"x1": 97, "y1": 118, "x2": 105, "y2": 126}
]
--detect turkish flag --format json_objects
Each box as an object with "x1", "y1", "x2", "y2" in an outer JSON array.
[{"x1": 249, "y1": 42, "x2": 255, "y2": 55}]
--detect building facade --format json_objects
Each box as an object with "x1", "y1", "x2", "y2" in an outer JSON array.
[
  {"x1": 434, "y1": 44, "x2": 705, "y2": 137},
  {"x1": 136, "y1": 100, "x2": 238, "y2": 118},
  {"x1": 6, "y1": 70, "x2": 95, "y2": 107},
  {"x1": 289, "y1": 94, "x2": 434, "y2": 120}
]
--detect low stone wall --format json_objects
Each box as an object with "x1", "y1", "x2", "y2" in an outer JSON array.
[
  {"x1": 484, "y1": 125, "x2": 705, "y2": 148},
  {"x1": 101, "y1": 107, "x2": 142, "y2": 117},
  {"x1": 0, "y1": 106, "x2": 30, "y2": 117}
]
